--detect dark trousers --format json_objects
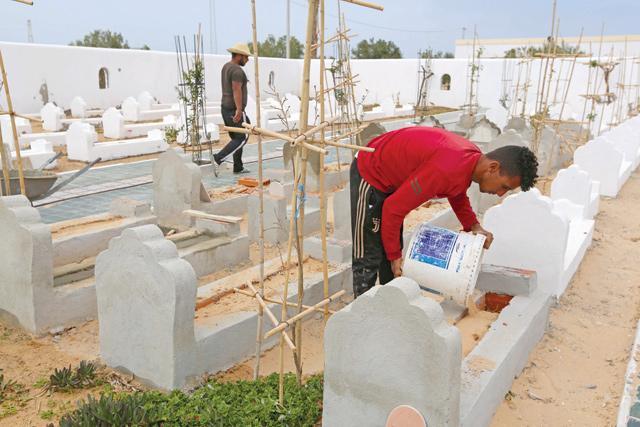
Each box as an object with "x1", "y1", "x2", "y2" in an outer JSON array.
[
  {"x1": 350, "y1": 158, "x2": 403, "y2": 297},
  {"x1": 214, "y1": 107, "x2": 250, "y2": 173}
]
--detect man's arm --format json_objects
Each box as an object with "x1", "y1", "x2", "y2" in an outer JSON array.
[
  {"x1": 447, "y1": 192, "x2": 493, "y2": 249},
  {"x1": 381, "y1": 173, "x2": 435, "y2": 263},
  {"x1": 232, "y1": 81, "x2": 243, "y2": 122}
]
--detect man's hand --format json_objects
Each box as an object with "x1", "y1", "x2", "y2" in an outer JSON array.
[
  {"x1": 390, "y1": 258, "x2": 403, "y2": 278},
  {"x1": 470, "y1": 223, "x2": 494, "y2": 249},
  {"x1": 232, "y1": 109, "x2": 242, "y2": 123}
]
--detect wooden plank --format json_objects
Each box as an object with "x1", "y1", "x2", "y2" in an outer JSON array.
[{"x1": 182, "y1": 209, "x2": 242, "y2": 224}]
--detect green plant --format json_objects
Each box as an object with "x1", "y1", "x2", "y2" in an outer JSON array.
[
  {"x1": 0, "y1": 371, "x2": 29, "y2": 420},
  {"x1": 40, "y1": 409, "x2": 55, "y2": 420},
  {"x1": 0, "y1": 373, "x2": 18, "y2": 403},
  {"x1": 55, "y1": 373, "x2": 323, "y2": 427},
  {"x1": 164, "y1": 126, "x2": 179, "y2": 143},
  {"x1": 46, "y1": 361, "x2": 99, "y2": 393}
]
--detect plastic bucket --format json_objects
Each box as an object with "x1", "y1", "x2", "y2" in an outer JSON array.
[{"x1": 403, "y1": 224, "x2": 486, "y2": 306}]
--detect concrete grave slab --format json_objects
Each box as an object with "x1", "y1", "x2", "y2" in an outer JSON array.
[
  {"x1": 0, "y1": 196, "x2": 97, "y2": 335},
  {"x1": 550, "y1": 165, "x2": 600, "y2": 219},
  {"x1": 574, "y1": 138, "x2": 632, "y2": 197},
  {"x1": 153, "y1": 149, "x2": 202, "y2": 230},
  {"x1": 482, "y1": 188, "x2": 593, "y2": 297},
  {"x1": 323, "y1": 277, "x2": 461, "y2": 427}
]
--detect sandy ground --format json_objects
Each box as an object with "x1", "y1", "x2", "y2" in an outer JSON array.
[
  {"x1": 0, "y1": 322, "x2": 104, "y2": 426},
  {"x1": 216, "y1": 300, "x2": 498, "y2": 383},
  {"x1": 491, "y1": 171, "x2": 640, "y2": 427}
]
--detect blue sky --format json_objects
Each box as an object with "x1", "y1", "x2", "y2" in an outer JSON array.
[{"x1": 1, "y1": 0, "x2": 639, "y2": 57}]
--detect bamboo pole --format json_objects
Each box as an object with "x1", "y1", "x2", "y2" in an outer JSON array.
[
  {"x1": 0, "y1": 123, "x2": 10, "y2": 196},
  {"x1": 319, "y1": 0, "x2": 331, "y2": 324},
  {"x1": 11, "y1": 0, "x2": 33, "y2": 5},
  {"x1": 0, "y1": 111, "x2": 42, "y2": 122},
  {"x1": 287, "y1": 0, "x2": 319, "y2": 386},
  {"x1": 264, "y1": 290, "x2": 345, "y2": 339},
  {"x1": 249, "y1": 0, "x2": 266, "y2": 381},
  {"x1": 0, "y1": 50, "x2": 26, "y2": 195},
  {"x1": 245, "y1": 282, "x2": 297, "y2": 351},
  {"x1": 341, "y1": 0, "x2": 384, "y2": 11},
  {"x1": 234, "y1": 288, "x2": 336, "y2": 314},
  {"x1": 224, "y1": 125, "x2": 328, "y2": 154}
]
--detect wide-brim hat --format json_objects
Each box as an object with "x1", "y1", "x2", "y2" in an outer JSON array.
[{"x1": 227, "y1": 42, "x2": 252, "y2": 57}]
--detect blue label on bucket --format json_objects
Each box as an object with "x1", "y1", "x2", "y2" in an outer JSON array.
[{"x1": 409, "y1": 225, "x2": 459, "y2": 269}]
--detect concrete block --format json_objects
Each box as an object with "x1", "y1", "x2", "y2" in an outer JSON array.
[
  {"x1": 206, "y1": 194, "x2": 249, "y2": 217},
  {"x1": 264, "y1": 168, "x2": 293, "y2": 184},
  {"x1": 574, "y1": 138, "x2": 632, "y2": 197},
  {"x1": 65, "y1": 122, "x2": 98, "y2": 161},
  {"x1": 102, "y1": 107, "x2": 126, "y2": 139},
  {"x1": 70, "y1": 96, "x2": 87, "y2": 118},
  {"x1": 109, "y1": 197, "x2": 152, "y2": 218},
  {"x1": 268, "y1": 181, "x2": 285, "y2": 198},
  {"x1": 551, "y1": 165, "x2": 600, "y2": 219},
  {"x1": 303, "y1": 236, "x2": 352, "y2": 264},
  {"x1": 0, "y1": 195, "x2": 97, "y2": 335},
  {"x1": 153, "y1": 148, "x2": 202, "y2": 230},
  {"x1": 249, "y1": 193, "x2": 288, "y2": 244},
  {"x1": 307, "y1": 167, "x2": 349, "y2": 192},
  {"x1": 1, "y1": 116, "x2": 32, "y2": 144},
  {"x1": 476, "y1": 264, "x2": 537, "y2": 296},
  {"x1": 469, "y1": 117, "x2": 500, "y2": 147},
  {"x1": 52, "y1": 213, "x2": 156, "y2": 267},
  {"x1": 41, "y1": 102, "x2": 64, "y2": 131},
  {"x1": 194, "y1": 217, "x2": 240, "y2": 237},
  {"x1": 121, "y1": 97, "x2": 140, "y2": 122},
  {"x1": 137, "y1": 91, "x2": 155, "y2": 111},
  {"x1": 323, "y1": 277, "x2": 461, "y2": 427},
  {"x1": 96, "y1": 224, "x2": 197, "y2": 390},
  {"x1": 178, "y1": 234, "x2": 249, "y2": 278},
  {"x1": 332, "y1": 186, "x2": 351, "y2": 241},
  {"x1": 460, "y1": 290, "x2": 552, "y2": 427},
  {"x1": 603, "y1": 125, "x2": 640, "y2": 170}
]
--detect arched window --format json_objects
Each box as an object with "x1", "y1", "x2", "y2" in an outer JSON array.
[
  {"x1": 98, "y1": 67, "x2": 109, "y2": 89},
  {"x1": 440, "y1": 74, "x2": 451, "y2": 91}
]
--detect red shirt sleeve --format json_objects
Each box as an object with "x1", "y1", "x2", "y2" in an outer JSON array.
[
  {"x1": 381, "y1": 171, "x2": 435, "y2": 261},
  {"x1": 448, "y1": 192, "x2": 479, "y2": 231}
]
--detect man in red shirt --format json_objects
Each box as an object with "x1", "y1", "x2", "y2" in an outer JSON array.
[{"x1": 351, "y1": 126, "x2": 538, "y2": 297}]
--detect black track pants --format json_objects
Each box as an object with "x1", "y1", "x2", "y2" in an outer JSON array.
[
  {"x1": 214, "y1": 107, "x2": 250, "y2": 173},
  {"x1": 350, "y1": 158, "x2": 402, "y2": 297}
]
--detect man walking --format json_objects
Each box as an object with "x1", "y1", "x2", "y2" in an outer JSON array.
[
  {"x1": 350, "y1": 126, "x2": 538, "y2": 297},
  {"x1": 213, "y1": 42, "x2": 252, "y2": 175}
]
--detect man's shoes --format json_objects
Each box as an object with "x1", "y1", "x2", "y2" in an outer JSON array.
[
  {"x1": 233, "y1": 168, "x2": 251, "y2": 174},
  {"x1": 212, "y1": 161, "x2": 220, "y2": 177}
]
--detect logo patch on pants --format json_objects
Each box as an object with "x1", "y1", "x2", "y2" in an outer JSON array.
[{"x1": 372, "y1": 217, "x2": 380, "y2": 233}]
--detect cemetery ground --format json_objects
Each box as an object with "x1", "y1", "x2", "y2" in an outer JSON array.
[
  {"x1": 492, "y1": 171, "x2": 640, "y2": 427},
  {"x1": 0, "y1": 172, "x2": 639, "y2": 426}
]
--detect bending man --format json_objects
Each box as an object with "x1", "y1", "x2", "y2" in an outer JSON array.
[{"x1": 350, "y1": 126, "x2": 538, "y2": 297}]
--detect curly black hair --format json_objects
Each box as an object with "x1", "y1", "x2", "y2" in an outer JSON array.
[{"x1": 486, "y1": 145, "x2": 538, "y2": 191}]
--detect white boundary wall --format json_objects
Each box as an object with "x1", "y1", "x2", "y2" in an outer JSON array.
[{"x1": 0, "y1": 41, "x2": 624, "y2": 125}]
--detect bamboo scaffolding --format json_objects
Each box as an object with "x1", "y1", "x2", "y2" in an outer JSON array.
[
  {"x1": 0, "y1": 123, "x2": 10, "y2": 196},
  {"x1": 318, "y1": 0, "x2": 330, "y2": 325},
  {"x1": 0, "y1": 111, "x2": 42, "y2": 122},
  {"x1": 0, "y1": 49, "x2": 25, "y2": 195},
  {"x1": 264, "y1": 290, "x2": 346, "y2": 339},
  {"x1": 234, "y1": 0, "x2": 380, "y2": 407},
  {"x1": 244, "y1": 282, "x2": 296, "y2": 351},
  {"x1": 233, "y1": 288, "x2": 336, "y2": 315},
  {"x1": 340, "y1": 0, "x2": 383, "y2": 11},
  {"x1": 249, "y1": 0, "x2": 267, "y2": 381}
]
